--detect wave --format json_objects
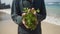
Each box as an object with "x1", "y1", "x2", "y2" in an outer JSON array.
[
  {"x1": 45, "y1": 2, "x2": 60, "y2": 5},
  {"x1": 44, "y1": 16, "x2": 60, "y2": 25},
  {"x1": 48, "y1": 3, "x2": 54, "y2": 5}
]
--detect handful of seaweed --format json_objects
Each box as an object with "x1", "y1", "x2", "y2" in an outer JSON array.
[{"x1": 22, "y1": 8, "x2": 40, "y2": 30}]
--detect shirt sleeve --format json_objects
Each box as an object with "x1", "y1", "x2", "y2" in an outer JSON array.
[
  {"x1": 36, "y1": 0, "x2": 46, "y2": 22},
  {"x1": 11, "y1": 0, "x2": 22, "y2": 25}
]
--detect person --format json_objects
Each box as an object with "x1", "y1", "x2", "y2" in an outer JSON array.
[{"x1": 11, "y1": 0, "x2": 46, "y2": 34}]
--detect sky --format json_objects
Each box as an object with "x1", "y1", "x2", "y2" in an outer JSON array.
[{"x1": 1, "y1": 0, "x2": 60, "y2": 5}]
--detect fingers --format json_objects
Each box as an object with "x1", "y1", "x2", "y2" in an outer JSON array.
[
  {"x1": 22, "y1": 13, "x2": 26, "y2": 16},
  {"x1": 22, "y1": 19, "x2": 29, "y2": 28},
  {"x1": 31, "y1": 8, "x2": 36, "y2": 15}
]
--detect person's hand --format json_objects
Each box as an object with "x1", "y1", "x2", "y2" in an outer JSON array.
[
  {"x1": 22, "y1": 8, "x2": 37, "y2": 29},
  {"x1": 22, "y1": 13, "x2": 29, "y2": 28},
  {"x1": 31, "y1": 8, "x2": 37, "y2": 15}
]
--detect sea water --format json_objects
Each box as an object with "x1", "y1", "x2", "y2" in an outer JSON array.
[{"x1": 44, "y1": 2, "x2": 60, "y2": 25}]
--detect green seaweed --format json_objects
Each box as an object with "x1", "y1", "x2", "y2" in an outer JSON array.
[{"x1": 22, "y1": 8, "x2": 40, "y2": 30}]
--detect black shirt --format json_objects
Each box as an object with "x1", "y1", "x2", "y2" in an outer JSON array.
[{"x1": 11, "y1": 0, "x2": 46, "y2": 34}]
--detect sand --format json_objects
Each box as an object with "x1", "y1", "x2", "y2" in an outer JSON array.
[{"x1": 0, "y1": 9, "x2": 60, "y2": 34}]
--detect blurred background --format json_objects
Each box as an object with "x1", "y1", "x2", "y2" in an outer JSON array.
[{"x1": 0, "y1": 0, "x2": 60, "y2": 34}]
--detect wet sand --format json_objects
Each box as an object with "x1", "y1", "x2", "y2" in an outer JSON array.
[{"x1": 0, "y1": 11, "x2": 60, "y2": 34}]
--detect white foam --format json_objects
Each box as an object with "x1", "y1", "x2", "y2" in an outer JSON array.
[
  {"x1": 0, "y1": 9, "x2": 11, "y2": 14},
  {"x1": 48, "y1": 3, "x2": 54, "y2": 5},
  {"x1": 44, "y1": 16, "x2": 60, "y2": 25}
]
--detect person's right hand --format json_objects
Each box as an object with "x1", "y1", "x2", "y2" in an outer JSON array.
[{"x1": 22, "y1": 13, "x2": 29, "y2": 29}]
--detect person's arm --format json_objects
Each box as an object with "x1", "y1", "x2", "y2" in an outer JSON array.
[
  {"x1": 11, "y1": 0, "x2": 32, "y2": 26},
  {"x1": 34, "y1": 0, "x2": 46, "y2": 21},
  {"x1": 11, "y1": 0, "x2": 22, "y2": 25}
]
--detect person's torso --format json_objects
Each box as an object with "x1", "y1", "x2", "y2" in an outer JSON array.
[{"x1": 17, "y1": 0, "x2": 41, "y2": 13}]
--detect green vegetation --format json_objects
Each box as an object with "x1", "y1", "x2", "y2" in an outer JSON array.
[{"x1": 22, "y1": 8, "x2": 40, "y2": 30}]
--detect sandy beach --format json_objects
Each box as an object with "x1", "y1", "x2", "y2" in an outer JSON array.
[{"x1": 0, "y1": 9, "x2": 60, "y2": 34}]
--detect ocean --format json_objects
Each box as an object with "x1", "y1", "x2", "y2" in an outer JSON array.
[
  {"x1": 46, "y1": 2, "x2": 60, "y2": 17},
  {"x1": 44, "y1": 2, "x2": 60, "y2": 25}
]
